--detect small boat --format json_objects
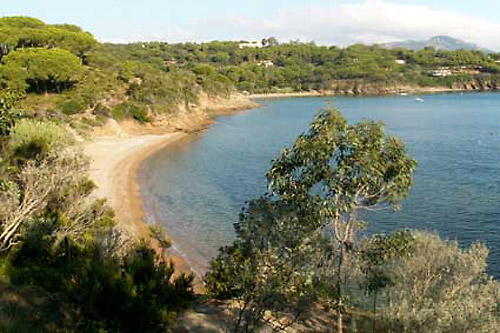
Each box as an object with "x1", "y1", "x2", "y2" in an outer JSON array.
[
  {"x1": 415, "y1": 98, "x2": 424, "y2": 102},
  {"x1": 400, "y1": 92, "x2": 408, "y2": 96}
]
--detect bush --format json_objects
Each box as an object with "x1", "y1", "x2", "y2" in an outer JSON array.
[
  {"x1": 58, "y1": 99, "x2": 85, "y2": 115},
  {"x1": 111, "y1": 102, "x2": 150, "y2": 123},
  {"x1": 111, "y1": 103, "x2": 126, "y2": 121},
  {"x1": 128, "y1": 103, "x2": 150, "y2": 123},
  {"x1": 7, "y1": 229, "x2": 194, "y2": 332},
  {"x1": 9, "y1": 119, "x2": 73, "y2": 161},
  {"x1": 92, "y1": 102, "x2": 111, "y2": 117},
  {"x1": 373, "y1": 232, "x2": 500, "y2": 333}
]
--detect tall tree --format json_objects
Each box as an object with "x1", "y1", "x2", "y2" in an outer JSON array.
[
  {"x1": 267, "y1": 108, "x2": 416, "y2": 331},
  {"x1": 207, "y1": 108, "x2": 416, "y2": 332}
]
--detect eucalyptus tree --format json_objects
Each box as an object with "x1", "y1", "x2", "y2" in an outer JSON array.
[
  {"x1": 207, "y1": 108, "x2": 416, "y2": 332},
  {"x1": 267, "y1": 108, "x2": 416, "y2": 331}
]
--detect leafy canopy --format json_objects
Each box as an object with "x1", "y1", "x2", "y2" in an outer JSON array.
[
  {"x1": 267, "y1": 108, "x2": 416, "y2": 245},
  {"x1": 0, "y1": 48, "x2": 83, "y2": 92}
]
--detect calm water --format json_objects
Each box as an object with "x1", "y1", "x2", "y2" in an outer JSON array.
[{"x1": 140, "y1": 92, "x2": 500, "y2": 276}]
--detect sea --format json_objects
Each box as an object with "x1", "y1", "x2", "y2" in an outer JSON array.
[{"x1": 139, "y1": 92, "x2": 500, "y2": 277}]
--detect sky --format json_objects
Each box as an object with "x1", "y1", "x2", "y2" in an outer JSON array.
[{"x1": 2, "y1": 0, "x2": 500, "y2": 50}]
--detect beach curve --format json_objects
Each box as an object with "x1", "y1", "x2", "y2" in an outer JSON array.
[{"x1": 83, "y1": 131, "x2": 197, "y2": 275}]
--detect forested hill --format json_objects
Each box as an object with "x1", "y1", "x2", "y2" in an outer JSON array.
[
  {"x1": 381, "y1": 35, "x2": 493, "y2": 53},
  {"x1": 1, "y1": 16, "x2": 500, "y2": 128},
  {"x1": 103, "y1": 39, "x2": 500, "y2": 94}
]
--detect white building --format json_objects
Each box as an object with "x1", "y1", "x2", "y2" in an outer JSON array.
[
  {"x1": 257, "y1": 60, "x2": 274, "y2": 68},
  {"x1": 431, "y1": 68, "x2": 453, "y2": 77},
  {"x1": 238, "y1": 41, "x2": 264, "y2": 49}
]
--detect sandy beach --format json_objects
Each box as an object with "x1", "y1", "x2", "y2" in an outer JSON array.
[{"x1": 83, "y1": 131, "x2": 199, "y2": 275}]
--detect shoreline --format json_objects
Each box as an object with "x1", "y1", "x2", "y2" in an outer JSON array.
[
  {"x1": 83, "y1": 132, "x2": 197, "y2": 276},
  {"x1": 83, "y1": 92, "x2": 257, "y2": 284},
  {"x1": 249, "y1": 86, "x2": 499, "y2": 99}
]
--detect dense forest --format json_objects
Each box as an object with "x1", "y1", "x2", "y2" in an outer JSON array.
[
  {"x1": 2, "y1": 16, "x2": 500, "y2": 332},
  {"x1": 103, "y1": 38, "x2": 500, "y2": 93}
]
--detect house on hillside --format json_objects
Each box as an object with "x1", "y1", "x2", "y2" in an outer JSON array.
[
  {"x1": 395, "y1": 59, "x2": 406, "y2": 65},
  {"x1": 430, "y1": 66, "x2": 481, "y2": 77},
  {"x1": 431, "y1": 68, "x2": 453, "y2": 77},
  {"x1": 239, "y1": 41, "x2": 264, "y2": 49},
  {"x1": 257, "y1": 60, "x2": 274, "y2": 67}
]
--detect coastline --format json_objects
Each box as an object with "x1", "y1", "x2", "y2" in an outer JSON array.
[
  {"x1": 249, "y1": 86, "x2": 499, "y2": 99},
  {"x1": 83, "y1": 132, "x2": 196, "y2": 275},
  {"x1": 82, "y1": 87, "x2": 496, "y2": 282},
  {"x1": 83, "y1": 87, "x2": 492, "y2": 278},
  {"x1": 83, "y1": 92, "x2": 258, "y2": 284}
]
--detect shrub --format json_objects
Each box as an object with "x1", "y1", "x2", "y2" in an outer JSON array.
[
  {"x1": 92, "y1": 102, "x2": 111, "y2": 117},
  {"x1": 111, "y1": 103, "x2": 127, "y2": 121},
  {"x1": 9, "y1": 119, "x2": 73, "y2": 161},
  {"x1": 58, "y1": 99, "x2": 85, "y2": 115},
  {"x1": 7, "y1": 230, "x2": 194, "y2": 332},
  {"x1": 374, "y1": 232, "x2": 500, "y2": 333},
  {"x1": 111, "y1": 102, "x2": 150, "y2": 123},
  {"x1": 128, "y1": 103, "x2": 150, "y2": 123}
]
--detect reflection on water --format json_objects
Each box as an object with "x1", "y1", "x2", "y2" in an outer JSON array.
[{"x1": 140, "y1": 92, "x2": 500, "y2": 277}]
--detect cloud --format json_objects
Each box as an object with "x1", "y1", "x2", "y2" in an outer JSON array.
[{"x1": 122, "y1": 0, "x2": 500, "y2": 51}]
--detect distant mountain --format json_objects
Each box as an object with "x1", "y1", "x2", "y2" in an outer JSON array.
[{"x1": 380, "y1": 36, "x2": 493, "y2": 54}]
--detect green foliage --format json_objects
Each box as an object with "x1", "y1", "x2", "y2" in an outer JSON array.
[
  {"x1": 149, "y1": 224, "x2": 172, "y2": 250},
  {"x1": 102, "y1": 39, "x2": 500, "y2": 94},
  {"x1": 92, "y1": 102, "x2": 111, "y2": 117},
  {"x1": 0, "y1": 110, "x2": 194, "y2": 331},
  {"x1": 371, "y1": 231, "x2": 500, "y2": 333},
  {"x1": 111, "y1": 103, "x2": 127, "y2": 121},
  {"x1": 111, "y1": 101, "x2": 150, "y2": 123},
  {"x1": 1, "y1": 48, "x2": 83, "y2": 93},
  {"x1": 7, "y1": 231, "x2": 194, "y2": 332},
  {"x1": 0, "y1": 89, "x2": 22, "y2": 137},
  {"x1": 0, "y1": 280, "x2": 69, "y2": 332},
  {"x1": 8, "y1": 119, "x2": 73, "y2": 160},
  {"x1": 207, "y1": 108, "x2": 416, "y2": 331},
  {"x1": 2, "y1": 16, "x2": 498, "y2": 128},
  {"x1": 125, "y1": 67, "x2": 199, "y2": 114},
  {"x1": 128, "y1": 102, "x2": 150, "y2": 123},
  {"x1": 360, "y1": 230, "x2": 415, "y2": 294},
  {"x1": 0, "y1": 61, "x2": 28, "y2": 91},
  {"x1": 58, "y1": 99, "x2": 85, "y2": 115},
  {"x1": 72, "y1": 67, "x2": 121, "y2": 108},
  {"x1": 193, "y1": 63, "x2": 216, "y2": 76},
  {"x1": 267, "y1": 108, "x2": 416, "y2": 209},
  {"x1": 0, "y1": 16, "x2": 97, "y2": 59}
]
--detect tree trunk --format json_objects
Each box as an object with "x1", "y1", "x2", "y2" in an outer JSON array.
[{"x1": 337, "y1": 242, "x2": 345, "y2": 333}]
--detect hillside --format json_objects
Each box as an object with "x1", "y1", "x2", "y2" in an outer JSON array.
[{"x1": 1, "y1": 17, "x2": 500, "y2": 135}]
